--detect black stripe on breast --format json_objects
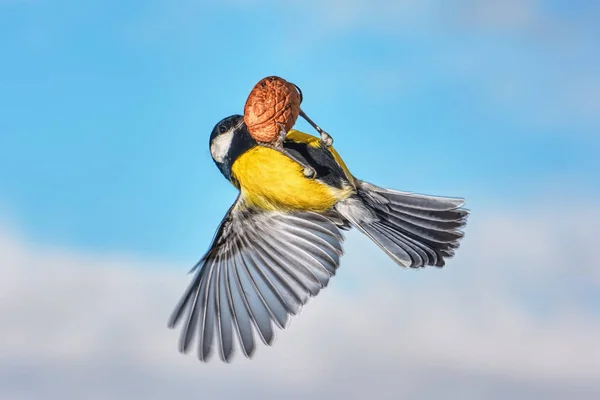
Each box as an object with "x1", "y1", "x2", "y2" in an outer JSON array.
[{"x1": 283, "y1": 140, "x2": 348, "y2": 189}]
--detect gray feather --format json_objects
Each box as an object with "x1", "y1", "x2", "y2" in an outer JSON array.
[
  {"x1": 338, "y1": 180, "x2": 468, "y2": 269},
  {"x1": 168, "y1": 199, "x2": 344, "y2": 362}
]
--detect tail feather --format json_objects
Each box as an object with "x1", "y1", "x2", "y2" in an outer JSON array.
[{"x1": 338, "y1": 180, "x2": 469, "y2": 268}]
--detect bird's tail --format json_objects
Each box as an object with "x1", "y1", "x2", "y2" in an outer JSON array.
[{"x1": 335, "y1": 180, "x2": 469, "y2": 268}]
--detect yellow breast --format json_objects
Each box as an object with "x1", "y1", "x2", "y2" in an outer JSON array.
[{"x1": 231, "y1": 145, "x2": 351, "y2": 212}]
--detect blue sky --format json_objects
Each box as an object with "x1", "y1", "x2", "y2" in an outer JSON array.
[
  {"x1": 1, "y1": 1, "x2": 600, "y2": 399},
  {"x1": 2, "y1": 0, "x2": 599, "y2": 262}
]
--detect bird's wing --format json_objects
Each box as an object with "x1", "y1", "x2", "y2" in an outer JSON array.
[{"x1": 168, "y1": 197, "x2": 345, "y2": 362}]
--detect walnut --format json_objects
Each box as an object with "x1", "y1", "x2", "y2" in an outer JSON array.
[{"x1": 243, "y1": 76, "x2": 301, "y2": 143}]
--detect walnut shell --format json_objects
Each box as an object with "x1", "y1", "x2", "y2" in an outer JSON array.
[{"x1": 243, "y1": 76, "x2": 301, "y2": 143}]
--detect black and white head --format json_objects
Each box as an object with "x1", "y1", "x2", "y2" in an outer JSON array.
[{"x1": 209, "y1": 114, "x2": 256, "y2": 182}]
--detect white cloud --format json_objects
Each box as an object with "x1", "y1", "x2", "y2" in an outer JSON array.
[
  {"x1": 336, "y1": 1, "x2": 600, "y2": 131},
  {"x1": 1, "y1": 200, "x2": 600, "y2": 399},
  {"x1": 453, "y1": 0, "x2": 538, "y2": 30},
  {"x1": 216, "y1": 0, "x2": 597, "y2": 38},
  {"x1": 124, "y1": 0, "x2": 600, "y2": 131},
  {"x1": 275, "y1": 0, "x2": 599, "y2": 131}
]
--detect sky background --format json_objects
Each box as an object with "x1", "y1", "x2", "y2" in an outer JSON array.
[{"x1": 1, "y1": 0, "x2": 599, "y2": 399}]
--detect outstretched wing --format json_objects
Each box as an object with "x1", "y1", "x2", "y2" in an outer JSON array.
[{"x1": 168, "y1": 198, "x2": 345, "y2": 362}]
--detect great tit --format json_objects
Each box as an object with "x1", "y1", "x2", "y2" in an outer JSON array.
[{"x1": 168, "y1": 114, "x2": 469, "y2": 362}]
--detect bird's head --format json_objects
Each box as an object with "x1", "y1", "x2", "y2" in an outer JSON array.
[{"x1": 209, "y1": 114, "x2": 256, "y2": 183}]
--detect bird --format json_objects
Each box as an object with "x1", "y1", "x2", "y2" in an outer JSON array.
[{"x1": 168, "y1": 114, "x2": 469, "y2": 362}]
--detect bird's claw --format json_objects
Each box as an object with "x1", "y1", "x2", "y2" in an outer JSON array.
[
  {"x1": 303, "y1": 167, "x2": 316, "y2": 179},
  {"x1": 320, "y1": 131, "x2": 333, "y2": 147},
  {"x1": 273, "y1": 122, "x2": 317, "y2": 180},
  {"x1": 276, "y1": 122, "x2": 288, "y2": 144},
  {"x1": 299, "y1": 109, "x2": 334, "y2": 148}
]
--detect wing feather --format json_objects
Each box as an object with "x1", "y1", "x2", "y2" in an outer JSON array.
[{"x1": 168, "y1": 199, "x2": 345, "y2": 362}]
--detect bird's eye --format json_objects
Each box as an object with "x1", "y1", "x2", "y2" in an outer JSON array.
[{"x1": 219, "y1": 124, "x2": 227, "y2": 134}]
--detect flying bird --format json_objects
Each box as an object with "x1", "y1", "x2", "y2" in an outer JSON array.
[{"x1": 167, "y1": 114, "x2": 469, "y2": 362}]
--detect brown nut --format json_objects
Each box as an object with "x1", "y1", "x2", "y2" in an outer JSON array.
[{"x1": 243, "y1": 76, "x2": 301, "y2": 143}]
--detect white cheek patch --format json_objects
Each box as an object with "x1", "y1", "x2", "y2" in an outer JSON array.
[{"x1": 210, "y1": 129, "x2": 234, "y2": 163}]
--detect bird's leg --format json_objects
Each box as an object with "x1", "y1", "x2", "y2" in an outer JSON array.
[
  {"x1": 269, "y1": 123, "x2": 316, "y2": 179},
  {"x1": 299, "y1": 109, "x2": 333, "y2": 147}
]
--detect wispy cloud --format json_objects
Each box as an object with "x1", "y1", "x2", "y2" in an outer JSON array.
[
  {"x1": 2, "y1": 197, "x2": 599, "y2": 399},
  {"x1": 208, "y1": 0, "x2": 600, "y2": 131},
  {"x1": 453, "y1": 0, "x2": 539, "y2": 31}
]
